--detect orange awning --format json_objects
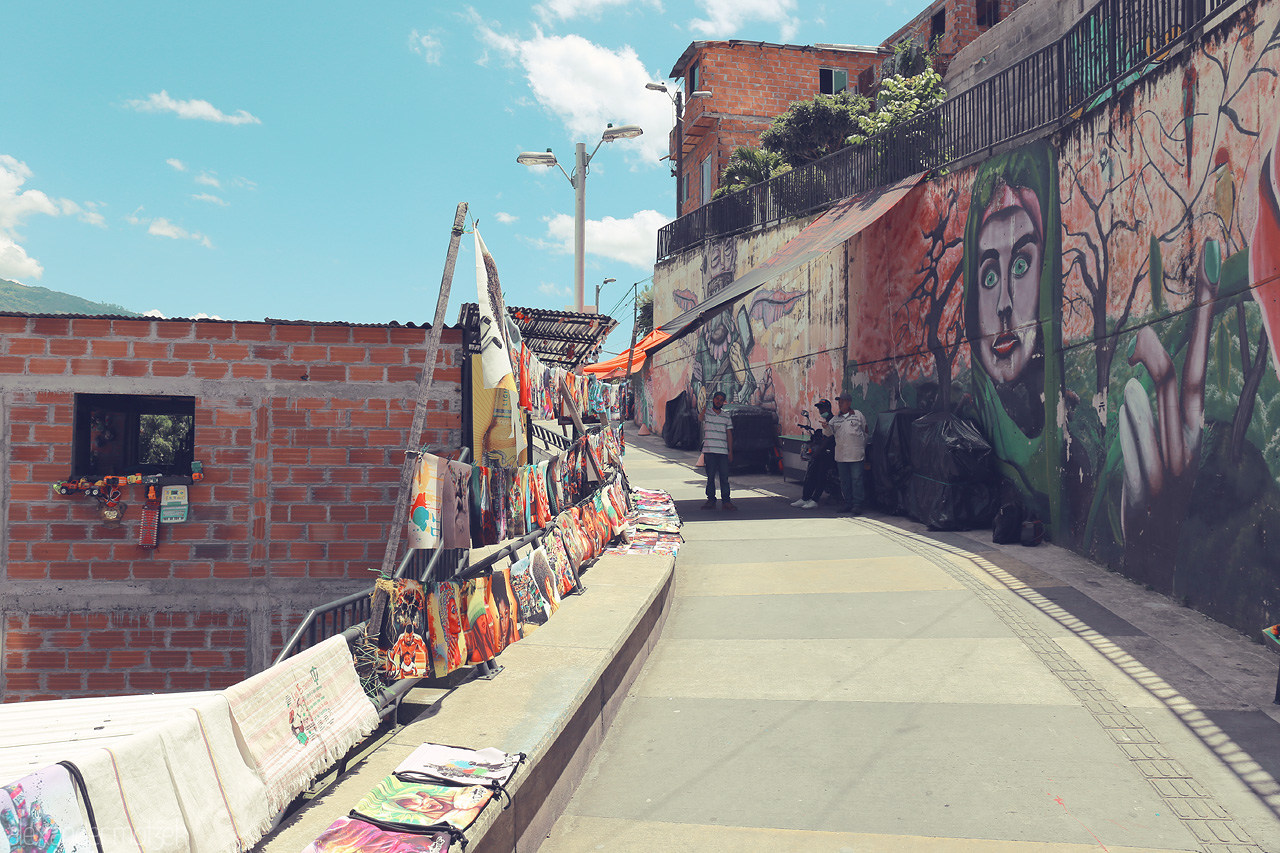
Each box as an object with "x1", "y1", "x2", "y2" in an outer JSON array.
[{"x1": 583, "y1": 329, "x2": 671, "y2": 376}]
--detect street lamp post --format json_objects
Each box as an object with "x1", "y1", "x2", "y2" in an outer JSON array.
[
  {"x1": 595, "y1": 277, "x2": 616, "y2": 313},
  {"x1": 646, "y1": 83, "x2": 710, "y2": 218},
  {"x1": 517, "y1": 124, "x2": 643, "y2": 313}
]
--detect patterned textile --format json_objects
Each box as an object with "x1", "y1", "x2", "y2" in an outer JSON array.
[
  {"x1": 461, "y1": 577, "x2": 500, "y2": 665},
  {"x1": 223, "y1": 634, "x2": 380, "y2": 815},
  {"x1": 508, "y1": 555, "x2": 549, "y2": 630},
  {"x1": 303, "y1": 816, "x2": 453, "y2": 853},
  {"x1": 408, "y1": 453, "x2": 444, "y2": 550},
  {"x1": 1, "y1": 764, "x2": 94, "y2": 853},
  {"x1": 489, "y1": 568, "x2": 522, "y2": 650},
  {"x1": 426, "y1": 582, "x2": 466, "y2": 679},
  {"x1": 352, "y1": 775, "x2": 492, "y2": 833},
  {"x1": 544, "y1": 530, "x2": 577, "y2": 596},
  {"x1": 528, "y1": 547, "x2": 561, "y2": 617},
  {"x1": 440, "y1": 461, "x2": 472, "y2": 550},
  {"x1": 468, "y1": 465, "x2": 487, "y2": 548},
  {"x1": 393, "y1": 744, "x2": 523, "y2": 790},
  {"x1": 488, "y1": 467, "x2": 509, "y2": 543}
]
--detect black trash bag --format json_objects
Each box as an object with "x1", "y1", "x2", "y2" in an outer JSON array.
[
  {"x1": 908, "y1": 412, "x2": 997, "y2": 531},
  {"x1": 1020, "y1": 518, "x2": 1045, "y2": 547},
  {"x1": 662, "y1": 391, "x2": 701, "y2": 451},
  {"x1": 870, "y1": 409, "x2": 926, "y2": 515},
  {"x1": 992, "y1": 503, "x2": 1024, "y2": 544},
  {"x1": 725, "y1": 404, "x2": 778, "y2": 471}
]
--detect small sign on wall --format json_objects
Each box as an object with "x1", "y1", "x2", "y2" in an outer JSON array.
[{"x1": 159, "y1": 484, "x2": 189, "y2": 523}]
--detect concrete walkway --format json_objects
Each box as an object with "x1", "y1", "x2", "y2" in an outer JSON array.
[{"x1": 540, "y1": 434, "x2": 1280, "y2": 853}]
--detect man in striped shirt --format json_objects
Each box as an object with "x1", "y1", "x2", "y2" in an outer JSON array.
[{"x1": 701, "y1": 391, "x2": 736, "y2": 510}]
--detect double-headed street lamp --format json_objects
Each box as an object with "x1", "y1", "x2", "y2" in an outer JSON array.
[
  {"x1": 645, "y1": 82, "x2": 710, "y2": 218},
  {"x1": 517, "y1": 124, "x2": 643, "y2": 313}
]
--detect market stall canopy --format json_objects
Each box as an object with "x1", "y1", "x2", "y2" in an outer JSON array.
[
  {"x1": 655, "y1": 171, "x2": 926, "y2": 347},
  {"x1": 458, "y1": 304, "x2": 617, "y2": 369},
  {"x1": 583, "y1": 329, "x2": 671, "y2": 377}
]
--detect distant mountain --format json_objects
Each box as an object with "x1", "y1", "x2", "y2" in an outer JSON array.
[{"x1": 0, "y1": 279, "x2": 141, "y2": 316}]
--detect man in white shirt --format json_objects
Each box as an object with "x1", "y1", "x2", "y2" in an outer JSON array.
[
  {"x1": 700, "y1": 391, "x2": 736, "y2": 510},
  {"x1": 823, "y1": 392, "x2": 867, "y2": 515}
]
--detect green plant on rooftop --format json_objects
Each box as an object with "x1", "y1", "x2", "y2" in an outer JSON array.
[
  {"x1": 712, "y1": 146, "x2": 791, "y2": 200},
  {"x1": 759, "y1": 91, "x2": 866, "y2": 168}
]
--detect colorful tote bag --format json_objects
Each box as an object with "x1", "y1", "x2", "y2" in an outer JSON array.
[
  {"x1": 351, "y1": 775, "x2": 493, "y2": 833},
  {"x1": 440, "y1": 461, "x2": 472, "y2": 550},
  {"x1": 469, "y1": 465, "x2": 488, "y2": 548},
  {"x1": 544, "y1": 530, "x2": 578, "y2": 596},
  {"x1": 426, "y1": 582, "x2": 466, "y2": 679},
  {"x1": 1, "y1": 764, "x2": 95, "y2": 853},
  {"x1": 393, "y1": 743, "x2": 524, "y2": 790},
  {"x1": 461, "y1": 577, "x2": 500, "y2": 665},
  {"x1": 508, "y1": 554, "x2": 550, "y2": 630},
  {"x1": 408, "y1": 453, "x2": 444, "y2": 550},
  {"x1": 380, "y1": 579, "x2": 429, "y2": 679},
  {"x1": 305, "y1": 816, "x2": 454, "y2": 853},
  {"x1": 487, "y1": 568, "x2": 522, "y2": 651},
  {"x1": 528, "y1": 547, "x2": 561, "y2": 617},
  {"x1": 488, "y1": 467, "x2": 509, "y2": 543}
]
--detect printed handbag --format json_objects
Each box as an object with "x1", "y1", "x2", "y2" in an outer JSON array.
[
  {"x1": 351, "y1": 775, "x2": 494, "y2": 834},
  {"x1": 394, "y1": 743, "x2": 525, "y2": 791},
  {"x1": 305, "y1": 815, "x2": 455, "y2": 853}
]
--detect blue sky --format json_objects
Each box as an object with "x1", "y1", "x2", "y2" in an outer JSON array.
[{"x1": 1, "y1": 1, "x2": 922, "y2": 351}]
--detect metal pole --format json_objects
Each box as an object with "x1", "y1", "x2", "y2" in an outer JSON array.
[
  {"x1": 674, "y1": 91, "x2": 684, "y2": 218},
  {"x1": 574, "y1": 142, "x2": 587, "y2": 312}
]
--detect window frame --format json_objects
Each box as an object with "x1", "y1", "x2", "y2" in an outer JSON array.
[
  {"x1": 700, "y1": 154, "x2": 714, "y2": 204},
  {"x1": 819, "y1": 67, "x2": 848, "y2": 95},
  {"x1": 72, "y1": 393, "x2": 197, "y2": 478}
]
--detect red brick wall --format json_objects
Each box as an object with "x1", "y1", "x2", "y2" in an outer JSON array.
[
  {"x1": 674, "y1": 43, "x2": 885, "y2": 214},
  {"x1": 0, "y1": 316, "x2": 463, "y2": 702}
]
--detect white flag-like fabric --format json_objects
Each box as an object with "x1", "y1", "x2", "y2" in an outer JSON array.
[{"x1": 475, "y1": 227, "x2": 516, "y2": 393}]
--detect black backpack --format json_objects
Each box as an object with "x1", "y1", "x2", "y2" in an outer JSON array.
[{"x1": 992, "y1": 503, "x2": 1023, "y2": 544}]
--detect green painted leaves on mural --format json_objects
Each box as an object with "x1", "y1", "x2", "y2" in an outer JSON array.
[
  {"x1": 1216, "y1": 317, "x2": 1232, "y2": 394},
  {"x1": 1148, "y1": 236, "x2": 1164, "y2": 314}
]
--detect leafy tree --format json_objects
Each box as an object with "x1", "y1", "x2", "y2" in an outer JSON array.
[
  {"x1": 848, "y1": 66, "x2": 947, "y2": 145},
  {"x1": 140, "y1": 414, "x2": 193, "y2": 466},
  {"x1": 711, "y1": 146, "x2": 790, "y2": 199},
  {"x1": 635, "y1": 285, "x2": 654, "y2": 337},
  {"x1": 759, "y1": 92, "x2": 869, "y2": 167}
]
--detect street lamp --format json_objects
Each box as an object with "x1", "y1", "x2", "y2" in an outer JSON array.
[
  {"x1": 517, "y1": 123, "x2": 644, "y2": 313},
  {"x1": 595, "y1": 277, "x2": 616, "y2": 313},
  {"x1": 646, "y1": 82, "x2": 710, "y2": 218}
]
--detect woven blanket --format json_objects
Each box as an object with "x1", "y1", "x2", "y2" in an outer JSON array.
[
  {"x1": 156, "y1": 695, "x2": 272, "y2": 853},
  {"x1": 393, "y1": 744, "x2": 523, "y2": 789},
  {"x1": 223, "y1": 634, "x2": 380, "y2": 815},
  {"x1": 351, "y1": 775, "x2": 492, "y2": 832},
  {"x1": 69, "y1": 729, "x2": 190, "y2": 853},
  {"x1": 1, "y1": 764, "x2": 95, "y2": 853},
  {"x1": 304, "y1": 816, "x2": 453, "y2": 853}
]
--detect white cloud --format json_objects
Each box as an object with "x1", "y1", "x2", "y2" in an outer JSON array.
[
  {"x1": 167, "y1": 158, "x2": 188, "y2": 172},
  {"x1": 126, "y1": 90, "x2": 262, "y2": 125},
  {"x1": 538, "y1": 281, "x2": 569, "y2": 297},
  {"x1": 0, "y1": 155, "x2": 103, "y2": 281},
  {"x1": 535, "y1": 0, "x2": 662, "y2": 21},
  {"x1": 189, "y1": 312, "x2": 225, "y2": 320},
  {"x1": 192, "y1": 193, "x2": 228, "y2": 206},
  {"x1": 690, "y1": 0, "x2": 799, "y2": 40},
  {"x1": 540, "y1": 208, "x2": 669, "y2": 268},
  {"x1": 409, "y1": 28, "x2": 443, "y2": 64},
  {"x1": 128, "y1": 207, "x2": 213, "y2": 248},
  {"x1": 195, "y1": 171, "x2": 220, "y2": 188},
  {"x1": 233, "y1": 176, "x2": 257, "y2": 190},
  {"x1": 475, "y1": 23, "x2": 673, "y2": 165},
  {"x1": 0, "y1": 236, "x2": 44, "y2": 281},
  {"x1": 494, "y1": 211, "x2": 518, "y2": 224},
  {"x1": 143, "y1": 309, "x2": 167, "y2": 318}
]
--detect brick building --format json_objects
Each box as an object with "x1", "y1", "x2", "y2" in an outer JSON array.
[
  {"x1": 668, "y1": 41, "x2": 886, "y2": 215},
  {"x1": 879, "y1": 0, "x2": 1027, "y2": 78},
  {"x1": 0, "y1": 314, "x2": 462, "y2": 702}
]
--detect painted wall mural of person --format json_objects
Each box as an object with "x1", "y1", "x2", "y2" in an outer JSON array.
[{"x1": 961, "y1": 140, "x2": 1069, "y2": 536}]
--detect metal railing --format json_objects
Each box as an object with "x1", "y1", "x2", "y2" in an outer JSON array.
[{"x1": 657, "y1": 0, "x2": 1225, "y2": 259}]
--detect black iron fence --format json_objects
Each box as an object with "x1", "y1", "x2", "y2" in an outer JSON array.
[{"x1": 657, "y1": 0, "x2": 1228, "y2": 260}]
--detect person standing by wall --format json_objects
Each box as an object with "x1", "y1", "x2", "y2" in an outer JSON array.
[
  {"x1": 793, "y1": 398, "x2": 835, "y2": 509},
  {"x1": 826, "y1": 392, "x2": 867, "y2": 515},
  {"x1": 701, "y1": 391, "x2": 736, "y2": 510}
]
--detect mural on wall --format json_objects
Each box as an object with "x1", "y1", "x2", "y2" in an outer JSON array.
[
  {"x1": 647, "y1": 231, "x2": 843, "y2": 434},
  {"x1": 847, "y1": 0, "x2": 1280, "y2": 634}
]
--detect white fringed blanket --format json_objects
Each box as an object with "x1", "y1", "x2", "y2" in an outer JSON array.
[{"x1": 223, "y1": 634, "x2": 380, "y2": 815}]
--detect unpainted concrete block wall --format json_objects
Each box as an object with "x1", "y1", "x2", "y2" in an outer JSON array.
[{"x1": 0, "y1": 316, "x2": 463, "y2": 702}]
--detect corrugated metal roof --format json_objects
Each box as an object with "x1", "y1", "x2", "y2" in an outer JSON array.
[
  {"x1": 0, "y1": 691, "x2": 217, "y2": 783},
  {"x1": 458, "y1": 304, "x2": 617, "y2": 369}
]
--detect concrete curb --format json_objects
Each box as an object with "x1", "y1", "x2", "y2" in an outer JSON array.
[{"x1": 255, "y1": 552, "x2": 676, "y2": 853}]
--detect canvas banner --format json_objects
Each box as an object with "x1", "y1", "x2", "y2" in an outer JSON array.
[
  {"x1": 408, "y1": 453, "x2": 444, "y2": 550},
  {"x1": 474, "y1": 228, "x2": 516, "y2": 394}
]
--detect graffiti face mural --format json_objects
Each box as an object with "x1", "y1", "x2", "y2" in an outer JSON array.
[{"x1": 972, "y1": 189, "x2": 1043, "y2": 386}]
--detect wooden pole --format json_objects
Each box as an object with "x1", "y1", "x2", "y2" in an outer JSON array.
[{"x1": 380, "y1": 202, "x2": 468, "y2": 579}]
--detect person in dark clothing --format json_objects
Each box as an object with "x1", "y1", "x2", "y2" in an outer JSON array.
[{"x1": 792, "y1": 399, "x2": 835, "y2": 509}]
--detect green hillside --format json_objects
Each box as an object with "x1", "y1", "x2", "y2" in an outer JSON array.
[{"x1": 0, "y1": 279, "x2": 141, "y2": 316}]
